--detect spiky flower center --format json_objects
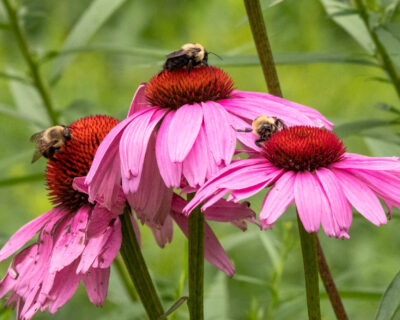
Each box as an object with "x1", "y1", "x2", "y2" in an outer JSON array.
[
  {"x1": 263, "y1": 126, "x2": 345, "y2": 172},
  {"x1": 145, "y1": 66, "x2": 234, "y2": 109},
  {"x1": 46, "y1": 115, "x2": 119, "y2": 211}
]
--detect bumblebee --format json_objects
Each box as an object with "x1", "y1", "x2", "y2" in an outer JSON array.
[
  {"x1": 163, "y1": 43, "x2": 209, "y2": 73},
  {"x1": 238, "y1": 115, "x2": 287, "y2": 147},
  {"x1": 30, "y1": 125, "x2": 72, "y2": 163}
]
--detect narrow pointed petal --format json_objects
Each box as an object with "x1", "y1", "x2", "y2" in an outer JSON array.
[
  {"x1": 97, "y1": 220, "x2": 122, "y2": 269},
  {"x1": 50, "y1": 206, "x2": 90, "y2": 272},
  {"x1": 204, "y1": 198, "x2": 255, "y2": 222},
  {"x1": 156, "y1": 111, "x2": 182, "y2": 187},
  {"x1": 332, "y1": 169, "x2": 387, "y2": 226},
  {"x1": 128, "y1": 83, "x2": 148, "y2": 116},
  {"x1": 168, "y1": 103, "x2": 203, "y2": 162},
  {"x1": 294, "y1": 172, "x2": 321, "y2": 233},
  {"x1": 120, "y1": 108, "x2": 166, "y2": 181},
  {"x1": 149, "y1": 216, "x2": 173, "y2": 248},
  {"x1": 0, "y1": 207, "x2": 64, "y2": 262},
  {"x1": 83, "y1": 267, "x2": 110, "y2": 306},
  {"x1": 170, "y1": 209, "x2": 235, "y2": 277},
  {"x1": 333, "y1": 153, "x2": 400, "y2": 171},
  {"x1": 260, "y1": 171, "x2": 295, "y2": 226},
  {"x1": 182, "y1": 125, "x2": 208, "y2": 187},
  {"x1": 316, "y1": 168, "x2": 352, "y2": 231},
  {"x1": 202, "y1": 101, "x2": 236, "y2": 165}
]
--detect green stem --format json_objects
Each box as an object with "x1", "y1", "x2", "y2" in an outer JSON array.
[
  {"x1": 316, "y1": 238, "x2": 348, "y2": 320},
  {"x1": 113, "y1": 255, "x2": 138, "y2": 302},
  {"x1": 187, "y1": 193, "x2": 204, "y2": 320},
  {"x1": 119, "y1": 207, "x2": 165, "y2": 320},
  {"x1": 2, "y1": 0, "x2": 58, "y2": 125},
  {"x1": 243, "y1": 0, "x2": 282, "y2": 97},
  {"x1": 297, "y1": 215, "x2": 321, "y2": 320},
  {"x1": 353, "y1": 0, "x2": 400, "y2": 100}
]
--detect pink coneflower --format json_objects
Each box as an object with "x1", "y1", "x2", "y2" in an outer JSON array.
[
  {"x1": 85, "y1": 66, "x2": 333, "y2": 236},
  {"x1": 0, "y1": 116, "x2": 133, "y2": 319},
  {"x1": 184, "y1": 126, "x2": 400, "y2": 238}
]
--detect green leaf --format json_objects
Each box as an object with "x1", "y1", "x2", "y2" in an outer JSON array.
[
  {"x1": 334, "y1": 119, "x2": 397, "y2": 138},
  {"x1": 0, "y1": 103, "x2": 47, "y2": 127},
  {"x1": 8, "y1": 71, "x2": 50, "y2": 129},
  {"x1": 49, "y1": 0, "x2": 128, "y2": 84},
  {"x1": 0, "y1": 173, "x2": 44, "y2": 187},
  {"x1": 321, "y1": 290, "x2": 382, "y2": 300},
  {"x1": 376, "y1": 271, "x2": 400, "y2": 320},
  {"x1": 376, "y1": 26, "x2": 400, "y2": 68},
  {"x1": 41, "y1": 44, "x2": 167, "y2": 64},
  {"x1": 0, "y1": 71, "x2": 31, "y2": 84},
  {"x1": 218, "y1": 52, "x2": 377, "y2": 67},
  {"x1": 320, "y1": 0, "x2": 376, "y2": 54},
  {"x1": 375, "y1": 102, "x2": 400, "y2": 115}
]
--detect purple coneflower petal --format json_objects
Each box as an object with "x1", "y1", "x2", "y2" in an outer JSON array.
[
  {"x1": 294, "y1": 172, "x2": 322, "y2": 233},
  {"x1": 156, "y1": 111, "x2": 182, "y2": 187},
  {"x1": 50, "y1": 206, "x2": 90, "y2": 272},
  {"x1": 0, "y1": 207, "x2": 64, "y2": 262},
  {"x1": 260, "y1": 171, "x2": 295, "y2": 227},
  {"x1": 332, "y1": 168, "x2": 387, "y2": 226},
  {"x1": 202, "y1": 101, "x2": 236, "y2": 166},
  {"x1": 150, "y1": 216, "x2": 173, "y2": 248},
  {"x1": 315, "y1": 168, "x2": 352, "y2": 231},
  {"x1": 127, "y1": 83, "x2": 147, "y2": 116},
  {"x1": 82, "y1": 267, "x2": 110, "y2": 306},
  {"x1": 168, "y1": 103, "x2": 203, "y2": 162},
  {"x1": 333, "y1": 153, "x2": 400, "y2": 171},
  {"x1": 182, "y1": 125, "x2": 209, "y2": 187}
]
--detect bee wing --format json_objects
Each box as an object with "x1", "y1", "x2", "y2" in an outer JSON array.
[
  {"x1": 30, "y1": 131, "x2": 43, "y2": 143},
  {"x1": 31, "y1": 149, "x2": 42, "y2": 163},
  {"x1": 166, "y1": 49, "x2": 188, "y2": 59}
]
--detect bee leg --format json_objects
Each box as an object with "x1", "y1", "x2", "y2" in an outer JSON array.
[
  {"x1": 276, "y1": 119, "x2": 287, "y2": 129},
  {"x1": 187, "y1": 59, "x2": 193, "y2": 73},
  {"x1": 255, "y1": 139, "x2": 264, "y2": 147},
  {"x1": 236, "y1": 128, "x2": 253, "y2": 133}
]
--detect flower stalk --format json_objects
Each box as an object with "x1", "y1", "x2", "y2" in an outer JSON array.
[
  {"x1": 243, "y1": 0, "x2": 282, "y2": 97},
  {"x1": 316, "y1": 238, "x2": 348, "y2": 320},
  {"x1": 1, "y1": 0, "x2": 58, "y2": 125},
  {"x1": 297, "y1": 215, "x2": 321, "y2": 320},
  {"x1": 119, "y1": 206, "x2": 165, "y2": 320},
  {"x1": 187, "y1": 193, "x2": 204, "y2": 320}
]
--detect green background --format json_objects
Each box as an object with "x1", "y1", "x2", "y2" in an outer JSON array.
[{"x1": 0, "y1": 0, "x2": 399, "y2": 319}]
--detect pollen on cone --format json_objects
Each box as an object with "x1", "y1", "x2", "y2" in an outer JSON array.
[
  {"x1": 263, "y1": 126, "x2": 346, "y2": 172},
  {"x1": 145, "y1": 66, "x2": 234, "y2": 109},
  {"x1": 46, "y1": 115, "x2": 119, "y2": 210}
]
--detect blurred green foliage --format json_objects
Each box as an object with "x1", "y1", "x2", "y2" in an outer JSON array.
[{"x1": 0, "y1": 0, "x2": 400, "y2": 319}]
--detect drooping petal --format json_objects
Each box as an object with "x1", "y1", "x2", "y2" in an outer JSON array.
[
  {"x1": 294, "y1": 172, "x2": 321, "y2": 233},
  {"x1": 97, "y1": 219, "x2": 122, "y2": 269},
  {"x1": 202, "y1": 101, "x2": 236, "y2": 165},
  {"x1": 315, "y1": 168, "x2": 352, "y2": 232},
  {"x1": 260, "y1": 171, "x2": 295, "y2": 227},
  {"x1": 332, "y1": 168, "x2": 387, "y2": 226},
  {"x1": 83, "y1": 267, "x2": 110, "y2": 306},
  {"x1": 50, "y1": 206, "x2": 90, "y2": 272},
  {"x1": 204, "y1": 198, "x2": 256, "y2": 222},
  {"x1": 87, "y1": 205, "x2": 117, "y2": 238},
  {"x1": 120, "y1": 108, "x2": 166, "y2": 187},
  {"x1": 149, "y1": 216, "x2": 173, "y2": 248},
  {"x1": 156, "y1": 111, "x2": 182, "y2": 187},
  {"x1": 168, "y1": 103, "x2": 203, "y2": 162},
  {"x1": 0, "y1": 207, "x2": 64, "y2": 262},
  {"x1": 170, "y1": 208, "x2": 235, "y2": 277},
  {"x1": 182, "y1": 125, "x2": 209, "y2": 187},
  {"x1": 127, "y1": 83, "x2": 148, "y2": 116}
]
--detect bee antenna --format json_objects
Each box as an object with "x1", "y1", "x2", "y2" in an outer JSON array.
[{"x1": 208, "y1": 52, "x2": 223, "y2": 60}]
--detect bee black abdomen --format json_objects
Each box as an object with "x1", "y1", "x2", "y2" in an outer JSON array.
[{"x1": 164, "y1": 56, "x2": 190, "y2": 72}]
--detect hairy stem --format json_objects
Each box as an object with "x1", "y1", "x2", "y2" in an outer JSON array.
[
  {"x1": 316, "y1": 238, "x2": 348, "y2": 320},
  {"x1": 354, "y1": 0, "x2": 400, "y2": 100},
  {"x1": 297, "y1": 215, "x2": 321, "y2": 320},
  {"x1": 119, "y1": 207, "x2": 165, "y2": 320},
  {"x1": 2, "y1": 0, "x2": 58, "y2": 125},
  {"x1": 243, "y1": 0, "x2": 282, "y2": 96},
  {"x1": 187, "y1": 193, "x2": 204, "y2": 320}
]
